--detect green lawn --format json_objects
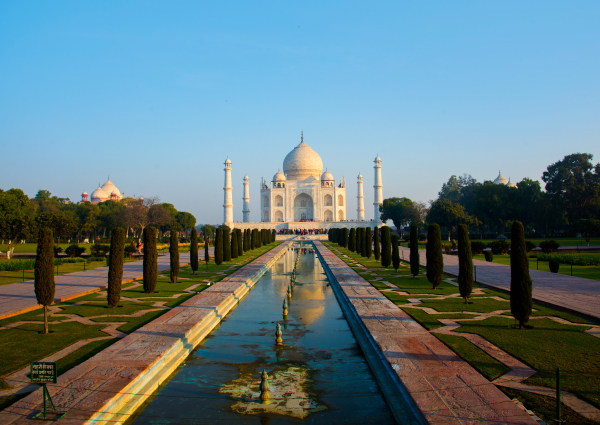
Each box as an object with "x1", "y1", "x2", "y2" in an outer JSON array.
[
  {"x1": 0, "y1": 242, "x2": 280, "y2": 411},
  {"x1": 400, "y1": 237, "x2": 600, "y2": 247}
]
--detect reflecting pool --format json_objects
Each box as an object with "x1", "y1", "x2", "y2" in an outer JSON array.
[{"x1": 128, "y1": 246, "x2": 396, "y2": 424}]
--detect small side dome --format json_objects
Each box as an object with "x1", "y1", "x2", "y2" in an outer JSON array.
[
  {"x1": 508, "y1": 178, "x2": 517, "y2": 188},
  {"x1": 82, "y1": 191, "x2": 88, "y2": 196},
  {"x1": 321, "y1": 169, "x2": 334, "y2": 181},
  {"x1": 273, "y1": 170, "x2": 286, "y2": 182}
]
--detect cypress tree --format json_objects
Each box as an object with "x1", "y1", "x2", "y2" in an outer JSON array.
[
  {"x1": 243, "y1": 229, "x2": 248, "y2": 251},
  {"x1": 143, "y1": 226, "x2": 158, "y2": 293},
  {"x1": 365, "y1": 227, "x2": 372, "y2": 259},
  {"x1": 215, "y1": 228, "x2": 223, "y2": 265},
  {"x1": 374, "y1": 227, "x2": 380, "y2": 261},
  {"x1": 457, "y1": 224, "x2": 473, "y2": 303},
  {"x1": 409, "y1": 226, "x2": 419, "y2": 278},
  {"x1": 339, "y1": 228, "x2": 345, "y2": 247},
  {"x1": 107, "y1": 227, "x2": 125, "y2": 307},
  {"x1": 391, "y1": 234, "x2": 400, "y2": 272},
  {"x1": 348, "y1": 228, "x2": 356, "y2": 251},
  {"x1": 381, "y1": 226, "x2": 392, "y2": 267},
  {"x1": 251, "y1": 229, "x2": 256, "y2": 249},
  {"x1": 237, "y1": 229, "x2": 243, "y2": 255},
  {"x1": 426, "y1": 224, "x2": 444, "y2": 289},
  {"x1": 356, "y1": 228, "x2": 362, "y2": 255},
  {"x1": 360, "y1": 227, "x2": 366, "y2": 256},
  {"x1": 510, "y1": 221, "x2": 533, "y2": 328},
  {"x1": 231, "y1": 230, "x2": 238, "y2": 259},
  {"x1": 272, "y1": 229, "x2": 276, "y2": 243},
  {"x1": 169, "y1": 230, "x2": 180, "y2": 283},
  {"x1": 331, "y1": 228, "x2": 336, "y2": 243},
  {"x1": 190, "y1": 228, "x2": 199, "y2": 275},
  {"x1": 256, "y1": 229, "x2": 262, "y2": 248},
  {"x1": 263, "y1": 229, "x2": 267, "y2": 245},
  {"x1": 204, "y1": 235, "x2": 210, "y2": 267},
  {"x1": 328, "y1": 230, "x2": 332, "y2": 242},
  {"x1": 35, "y1": 228, "x2": 55, "y2": 334},
  {"x1": 223, "y1": 228, "x2": 231, "y2": 261},
  {"x1": 246, "y1": 229, "x2": 251, "y2": 251},
  {"x1": 343, "y1": 228, "x2": 349, "y2": 248}
]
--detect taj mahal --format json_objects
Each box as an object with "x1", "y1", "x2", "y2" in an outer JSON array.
[{"x1": 223, "y1": 134, "x2": 383, "y2": 231}]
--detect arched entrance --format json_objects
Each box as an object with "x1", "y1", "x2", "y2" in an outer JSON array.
[
  {"x1": 324, "y1": 210, "x2": 333, "y2": 222},
  {"x1": 293, "y1": 193, "x2": 313, "y2": 221}
]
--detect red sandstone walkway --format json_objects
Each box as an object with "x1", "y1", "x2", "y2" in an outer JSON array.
[
  {"x1": 398, "y1": 246, "x2": 600, "y2": 321},
  {"x1": 0, "y1": 250, "x2": 214, "y2": 320},
  {"x1": 314, "y1": 241, "x2": 537, "y2": 424}
]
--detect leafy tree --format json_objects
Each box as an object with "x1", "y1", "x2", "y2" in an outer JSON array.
[
  {"x1": 99, "y1": 200, "x2": 126, "y2": 237},
  {"x1": 0, "y1": 189, "x2": 35, "y2": 258},
  {"x1": 542, "y1": 153, "x2": 600, "y2": 221},
  {"x1": 427, "y1": 199, "x2": 474, "y2": 240},
  {"x1": 571, "y1": 219, "x2": 600, "y2": 246},
  {"x1": 381, "y1": 226, "x2": 392, "y2": 267},
  {"x1": 379, "y1": 197, "x2": 420, "y2": 231},
  {"x1": 438, "y1": 175, "x2": 461, "y2": 203},
  {"x1": 457, "y1": 224, "x2": 473, "y2": 303},
  {"x1": 231, "y1": 230, "x2": 238, "y2": 259},
  {"x1": 374, "y1": 227, "x2": 380, "y2": 261},
  {"x1": 76, "y1": 202, "x2": 101, "y2": 240},
  {"x1": 348, "y1": 228, "x2": 356, "y2": 251},
  {"x1": 34, "y1": 228, "x2": 55, "y2": 334},
  {"x1": 426, "y1": 224, "x2": 444, "y2": 289},
  {"x1": 35, "y1": 190, "x2": 52, "y2": 200},
  {"x1": 223, "y1": 228, "x2": 231, "y2": 261},
  {"x1": 365, "y1": 227, "x2": 372, "y2": 259},
  {"x1": 473, "y1": 182, "x2": 514, "y2": 234},
  {"x1": 391, "y1": 234, "x2": 400, "y2": 272},
  {"x1": 237, "y1": 229, "x2": 243, "y2": 255},
  {"x1": 215, "y1": 228, "x2": 223, "y2": 265},
  {"x1": 107, "y1": 227, "x2": 125, "y2": 308},
  {"x1": 143, "y1": 227, "x2": 158, "y2": 293},
  {"x1": 510, "y1": 221, "x2": 533, "y2": 328},
  {"x1": 409, "y1": 226, "x2": 420, "y2": 277},
  {"x1": 190, "y1": 228, "x2": 198, "y2": 274},
  {"x1": 176, "y1": 211, "x2": 196, "y2": 235},
  {"x1": 35, "y1": 211, "x2": 77, "y2": 245}
]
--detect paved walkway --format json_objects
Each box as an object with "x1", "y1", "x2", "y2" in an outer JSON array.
[
  {"x1": 315, "y1": 241, "x2": 537, "y2": 424},
  {"x1": 0, "y1": 249, "x2": 216, "y2": 320},
  {"x1": 398, "y1": 247, "x2": 600, "y2": 321}
]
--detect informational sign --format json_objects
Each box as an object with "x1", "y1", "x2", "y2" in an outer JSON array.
[{"x1": 30, "y1": 362, "x2": 57, "y2": 384}]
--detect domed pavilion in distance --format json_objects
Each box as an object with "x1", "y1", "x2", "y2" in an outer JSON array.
[
  {"x1": 81, "y1": 178, "x2": 126, "y2": 204},
  {"x1": 224, "y1": 134, "x2": 383, "y2": 231}
]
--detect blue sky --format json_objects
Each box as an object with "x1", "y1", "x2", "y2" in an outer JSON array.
[{"x1": 1, "y1": 1, "x2": 599, "y2": 224}]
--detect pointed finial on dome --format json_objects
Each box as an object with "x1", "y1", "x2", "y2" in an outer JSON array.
[{"x1": 301, "y1": 131, "x2": 303, "y2": 142}]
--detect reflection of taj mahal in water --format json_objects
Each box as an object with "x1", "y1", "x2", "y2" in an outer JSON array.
[{"x1": 224, "y1": 134, "x2": 383, "y2": 230}]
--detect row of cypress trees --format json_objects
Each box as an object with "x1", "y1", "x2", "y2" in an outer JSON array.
[{"x1": 214, "y1": 227, "x2": 276, "y2": 265}]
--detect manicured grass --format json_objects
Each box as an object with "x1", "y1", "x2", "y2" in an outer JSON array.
[
  {"x1": 435, "y1": 333, "x2": 510, "y2": 381},
  {"x1": 58, "y1": 300, "x2": 157, "y2": 317},
  {"x1": 90, "y1": 310, "x2": 166, "y2": 334},
  {"x1": 457, "y1": 316, "x2": 600, "y2": 409},
  {"x1": 418, "y1": 296, "x2": 511, "y2": 313},
  {"x1": 473, "y1": 254, "x2": 600, "y2": 281}
]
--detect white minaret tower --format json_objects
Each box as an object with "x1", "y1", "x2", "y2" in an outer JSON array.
[
  {"x1": 357, "y1": 173, "x2": 365, "y2": 221},
  {"x1": 242, "y1": 175, "x2": 250, "y2": 223},
  {"x1": 373, "y1": 155, "x2": 383, "y2": 222},
  {"x1": 223, "y1": 157, "x2": 233, "y2": 224}
]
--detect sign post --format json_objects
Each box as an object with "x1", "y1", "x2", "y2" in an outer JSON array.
[{"x1": 30, "y1": 362, "x2": 67, "y2": 421}]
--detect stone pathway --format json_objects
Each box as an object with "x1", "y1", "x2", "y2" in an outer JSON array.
[
  {"x1": 1, "y1": 243, "x2": 289, "y2": 424},
  {"x1": 315, "y1": 242, "x2": 538, "y2": 424},
  {"x1": 0, "y1": 249, "x2": 218, "y2": 320},
  {"x1": 398, "y1": 247, "x2": 600, "y2": 321}
]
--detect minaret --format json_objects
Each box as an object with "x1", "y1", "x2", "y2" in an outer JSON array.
[
  {"x1": 243, "y1": 175, "x2": 250, "y2": 223},
  {"x1": 223, "y1": 157, "x2": 233, "y2": 224},
  {"x1": 373, "y1": 155, "x2": 383, "y2": 222},
  {"x1": 357, "y1": 173, "x2": 365, "y2": 221}
]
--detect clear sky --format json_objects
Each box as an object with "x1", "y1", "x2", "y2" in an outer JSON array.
[{"x1": 1, "y1": 1, "x2": 599, "y2": 225}]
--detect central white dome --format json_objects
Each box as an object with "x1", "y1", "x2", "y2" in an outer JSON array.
[{"x1": 283, "y1": 139, "x2": 323, "y2": 181}]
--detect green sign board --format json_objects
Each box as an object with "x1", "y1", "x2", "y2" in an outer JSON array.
[{"x1": 30, "y1": 362, "x2": 57, "y2": 384}]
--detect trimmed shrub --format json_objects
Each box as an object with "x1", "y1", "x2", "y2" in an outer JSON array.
[
  {"x1": 107, "y1": 227, "x2": 125, "y2": 308},
  {"x1": 426, "y1": 224, "x2": 444, "y2": 289},
  {"x1": 170, "y1": 231, "x2": 180, "y2": 283},
  {"x1": 237, "y1": 229, "x2": 243, "y2": 255},
  {"x1": 190, "y1": 228, "x2": 198, "y2": 274},
  {"x1": 470, "y1": 241, "x2": 486, "y2": 255},
  {"x1": 484, "y1": 251, "x2": 493, "y2": 262},
  {"x1": 409, "y1": 226, "x2": 419, "y2": 278},
  {"x1": 223, "y1": 229, "x2": 231, "y2": 261},
  {"x1": 365, "y1": 227, "x2": 372, "y2": 259},
  {"x1": 549, "y1": 260, "x2": 560, "y2": 273},
  {"x1": 457, "y1": 224, "x2": 473, "y2": 303},
  {"x1": 488, "y1": 239, "x2": 510, "y2": 255},
  {"x1": 53, "y1": 246, "x2": 63, "y2": 257},
  {"x1": 143, "y1": 227, "x2": 158, "y2": 293},
  {"x1": 231, "y1": 230, "x2": 238, "y2": 259},
  {"x1": 444, "y1": 244, "x2": 451, "y2": 255},
  {"x1": 510, "y1": 221, "x2": 533, "y2": 328},
  {"x1": 539, "y1": 240, "x2": 560, "y2": 254},
  {"x1": 391, "y1": 234, "x2": 400, "y2": 272},
  {"x1": 35, "y1": 228, "x2": 55, "y2": 334},
  {"x1": 215, "y1": 228, "x2": 223, "y2": 265},
  {"x1": 348, "y1": 228, "x2": 356, "y2": 252},
  {"x1": 65, "y1": 244, "x2": 87, "y2": 258},
  {"x1": 90, "y1": 244, "x2": 110, "y2": 258},
  {"x1": 525, "y1": 240, "x2": 536, "y2": 252},
  {"x1": 124, "y1": 244, "x2": 136, "y2": 258},
  {"x1": 418, "y1": 233, "x2": 427, "y2": 242},
  {"x1": 374, "y1": 227, "x2": 380, "y2": 261},
  {"x1": 381, "y1": 226, "x2": 392, "y2": 267}
]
